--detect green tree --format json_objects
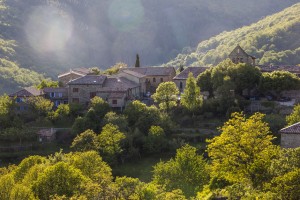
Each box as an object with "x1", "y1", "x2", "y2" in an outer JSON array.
[
  {"x1": 153, "y1": 144, "x2": 209, "y2": 197},
  {"x1": 27, "y1": 96, "x2": 53, "y2": 117},
  {"x1": 207, "y1": 113, "x2": 279, "y2": 191},
  {"x1": 98, "y1": 123, "x2": 126, "y2": 157},
  {"x1": 152, "y1": 81, "x2": 179, "y2": 112},
  {"x1": 135, "y1": 54, "x2": 140, "y2": 68},
  {"x1": 181, "y1": 72, "x2": 203, "y2": 114},
  {"x1": 102, "y1": 112, "x2": 128, "y2": 132},
  {"x1": 144, "y1": 126, "x2": 166, "y2": 153},
  {"x1": 71, "y1": 130, "x2": 99, "y2": 152},
  {"x1": 0, "y1": 94, "x2": 14, "y2": 129},
  {"x1": 90, "y1": 96, "x2": 110, "y2": 119},
  {"x1": 32, "y1": 162, "x2": 88, "y2": 199},
  {"x1": 36, "y1": 79, "x2": 59, "y2": 89},
  {"x1": 103, "y1": 62, "x2": 127, "y2": 75},
  {"x1": 286, "y1": 104, "x2": 300, "y2": 125},
  {"x1": 197, "y1": 69, "x2": 213, "y2": 97},
  {"x1": 124, "y1": 100, "x2": 148, "y2": 127}
]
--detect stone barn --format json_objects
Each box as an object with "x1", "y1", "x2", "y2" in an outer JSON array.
[{"x1": 280, "y1": 122, "x2": 300, "y2": 148}]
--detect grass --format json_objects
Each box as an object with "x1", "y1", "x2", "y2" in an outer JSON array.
[{"x1": 113, "y1": 153, "x2": 174, "y2": 182}]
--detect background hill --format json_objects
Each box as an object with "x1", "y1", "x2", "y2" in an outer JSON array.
[
  {"x1": 1, "y1": 0, "x2": 299, "y2": 76},
  {"x1": 164, "y1": 3, "x2": 300, "y2": 68}
]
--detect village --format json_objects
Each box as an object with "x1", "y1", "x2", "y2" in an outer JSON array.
[{"x1": 7, "y1": 45, "x2": 300, "y2": 149}]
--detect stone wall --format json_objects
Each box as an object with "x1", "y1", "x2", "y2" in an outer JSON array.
[
  {"x1": 68, "y1": 85, "x2": 101, "y2": 104},
  {"x1": 281, "y1": 133, "x2": 300, "y2": 148}
]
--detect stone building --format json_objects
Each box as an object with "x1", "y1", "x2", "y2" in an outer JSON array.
[
  {"x1": 43, "y1": 87, "x2": 69, "y2": 107},
  {"x1": 58, "y1": 68, "x2": 91, "y2": 87},
  {"x1": 67, "y1": 75, "x2": 107, "y2": 105},
  {"x1": 173, "y1": 67, "x2": 208, "y2": 93},
  {"x1": 9, "y1": 87, "x2": 43, "y2": 111},
  {"x1": 280, "y1": 122, "x2": 300, "y2": 148},
  {"x1": 228, "y1": 45, "x2": 256, "y2": 66},
  {"x1": 119, "y1": 67, "x2": 176, "y2": 95}
]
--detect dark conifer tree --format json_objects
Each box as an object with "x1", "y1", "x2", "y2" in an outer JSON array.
[{"x1": 135, "y1": 54, "x2": 140, "y2": 68}]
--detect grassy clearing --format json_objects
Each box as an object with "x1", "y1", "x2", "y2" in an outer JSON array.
[{"x1": 113, "y1": 153, "x2": 174, "y2": 182}]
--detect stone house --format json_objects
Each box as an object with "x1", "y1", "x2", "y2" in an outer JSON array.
[
  {"x1": 58, "y1": 68, "x2": 91, "y2": 87},
  {"x1": 96, "y1": 76, "x2": 140, "y2": 110},
  {"x1": 280, "y1": 122, "x2": 300, "y2": 148},
  {"x1": 229, "y1": 45, "x2": 256, "y2": 66},
  {"x1": 173, "y1": 67, "x2": 208, "y2": 93},
  {"x1": 43, "y1": 87, "x2": 69, "y2": 108},
  {"x1": 67, "y1": 75, "x2": 107, "y2": 105},
  {"x1": 9, "y1": 87, "x2": 43, "y2": 111},
  {"x1": 119, "y1": 67, "x2": 176, "y2": 95}
]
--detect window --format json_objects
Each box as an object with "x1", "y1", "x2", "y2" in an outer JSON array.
[
  {"x1": 153, "y1": 78, "x2": 156, "y2": 82},
  {"x1": 58, "y1": 93, "x2": 63, "y2": 98},
  {"x1": 180, "y1": 82, "x2": 183, "y2": 89},
  {"x1": 16, "y1": 98, "x2": 22, "y2": 103},
  {"x1": 72, "y1": 98, "x2": 79, "y2": 103},
  {"x1": 73, "y1": 88, "x2": 79, "y2": 93},
  {"x1": 50, "y1": 92, "x2": 55, "y2": 98},
  {"x1": 55, "y1": 100, "x2": 60, "y2": 107},
  {"x1": 240, "y1": 58, "x2": 244, "y2": 63},
  {"x1": 112, "y1": 100, "x2": 117, "y2": 105},
  {"x1": 90, "y1": 92, "x2": 96, "y2": 99},
  {"x1": 160, "y1": 78, "x2": 163, "y2": 82}
]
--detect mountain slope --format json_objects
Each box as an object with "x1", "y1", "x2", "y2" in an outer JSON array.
[
  {"x1": 2, "y1": 0, "x2": 299, "y2": 76},
  {"x1": 164, "y1": 3, "x2": 300, "y2": 68}
]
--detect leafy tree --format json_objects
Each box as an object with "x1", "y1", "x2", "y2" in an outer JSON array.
[
  {"x1": 36, "y1": 79, "x2": 59, "y2": 89},
  {"x1": 135, "y1": 54, "x2": 140, "y2": 68},
  {"x1": 144, "y1": 126, "x2": 166, "y2": 153},
  {"x1": 102, "y1": 112, "x2": 128, "y2": 132},
  {"x1": 259, "y1": 71, "x2": 300, "y2": 97},
  {"x1": 181, "y1": 72, "x2": 203, "y2": 114},
  {"x1": 48, "y1": 104, "x2": 70, "y2": 122},
  {"x1": 71, "y1": 130, "x2": 99, "y2": 152},
  {"x1": 98, "y1": 123, "x2": 126, "y2": 158},
  {"x1": 124, "y1": 100, "x2": 148, "y2": 127},
  {"x1": 286, "y1": 104, "x2": 300, "y2": 125},
  {"x1": 207, "y1": 112, "x2": 279, "y2": 191},
  {"x1": 197, "y1": 69, "x2": 213, "y2": 97},
  {"x1": 114, "y1": 177, "x2": 142, "y2": 199},
  {"x1": 0, "y1": 174, "x2": 15, "y2": 200},
  {"x1": 153, "y1": 144, "x2": 209, "y2": 197},
  {"x1": 0, "y1": 94, "x2": 14, "y2": 129},
  {"x1": 152, "y1": 81, "x2": 179, "y2": 112},
  {"x1": 90, "y1": 96, "x2": 110, "y2": 119},
  {"x1": 10, "y1": 184, "x2": 36, "y2": 200},
  {"x1": 32, "y1": 162, "x2": 89, "y2": 199},
  {"x1": 103, "y1": 62, "x2": 127, "y2": 75},
  {"x1": 27, "y1": 96, "x2": 53, "y2": 117}
]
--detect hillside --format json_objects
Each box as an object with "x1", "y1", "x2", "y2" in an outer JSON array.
[
  {"x1": 1, "y1": 0, "x2": 299, "y2": 76},
  {"x1": 164, "y1": 3, "x2": 300, "y2": 68},
  {"x1": 0, "y1": 2, "x2": 45, "y2": 95}
]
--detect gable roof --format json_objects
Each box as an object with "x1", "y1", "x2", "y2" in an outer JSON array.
[
  {"x1": 58, "y1": 68, "x2": 90, "y2": 78},
  {"x1": 98, "y1": 76, "x2": 140, "y2": 92},
  {"x1": 280, "y1": 122, "x2": 300, "y2": 134},
  {"x1": 9, "y1": 87, "x2": 43, "y2": 97},
  {"x1": 68, "y1": 75, "x2": 107, "y2": 85},
  {"x1": 229, "y1": 45, "x2": 256, "y2": 59},
  {"x1": 121, "y1": 67, "x2": 175, "y2": 77},
  {"x1": 43, "y1": 87, "x2": 68, "y2": 93},
  {"x1": 173, "y1": 67, "x2": 208, "y2": 80}
]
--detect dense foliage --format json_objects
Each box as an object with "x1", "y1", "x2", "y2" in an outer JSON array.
[{"x1": 165, "y1": 3, "x2": 300, "y2": 68}]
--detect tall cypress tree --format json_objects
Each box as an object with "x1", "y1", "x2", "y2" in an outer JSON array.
[{"x1": 135, "y1": 54, "x2": 140, "y2": 68}]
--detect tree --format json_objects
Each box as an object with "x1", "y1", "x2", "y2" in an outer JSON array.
[
  {"x1": 207, "y1": 112, "x2": 279, "y2": 191},
  {"x1": 0, "y1": 94, "x2": 14, "y2": 129},
  {"x1": 102, "y1": 112, "x2": 128, "y2": 132},
  {"x1": 152, "y1": 81, "x2": 179, "y2": 112},
  {"x1": 197, "y1": 69, "x2": 213, "y2": 97},
  {"x1": 98, "y1": 123, "x2": 126, "y2": 158},
  {"x1": 144, "y1": 126, "x2": 166, "y2": 153},
  {"x1": 135, "y1": 54, "x2": 140, "y2": 68},
  {"x1": 259, "y1": 71, "x2": 300, "y2": 97},
  {"x1": 181, "y1": 72, "x2": 203, "y2": 114},
  {"x1": 124, "y1": 100, "x2": 148, "y2": 127},
  {"x1": 103, "y1": 62, "x2": 127, "y2": 75},
  {"x1": 71, "y1": 129, "x2": 99, "y2": 152},
  {"x1": 27, "y1": 96, "x2": 53, "y2": 117},
  {"x1": 286, "y1": 104, "x2": 300, "y2": 125},
  {"x1": 153, "y1": 144, "x2": 209, "y2": 197},
  {"x1": 32, "y1": 162, "x2": 88, "y2": 199},
  {"x1": 90, "y1": 96, "x2": 110, "y2": 119},
  {"x1": 36, "y1": 79, "x2": 59, "y2": 89}
]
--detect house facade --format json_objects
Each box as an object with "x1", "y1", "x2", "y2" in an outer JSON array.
[
  {"x1": 280, "y1": 122, "x2": 300, "y2": 148},
  {"x1": 9, "y1": 87, "x2": 43, "y2": 111},
  {"x1": 119, "y1": 67, "x2": 176, "y2": 95},
  {"x1": 173, "y1": 67, "x2": 208, "y2": 93},
  {"x1": 58, "y1": 68, "x2": 91, "y2": 87},
  {"x1": 229, "y1": 45, "x2": 256, "y2": 66},
  {"x1": 43, "y1": 87, "x2": 68, "y2": 107}
]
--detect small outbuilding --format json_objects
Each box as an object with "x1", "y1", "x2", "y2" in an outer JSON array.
[{"x1": 280, "y1": 122, "x2": 300, "y2": 148}]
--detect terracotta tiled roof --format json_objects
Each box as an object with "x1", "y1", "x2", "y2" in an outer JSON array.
[
  {"x1": 121, "y1": 67, "x2": 175, "y2": 77},
  {"x1": 173, "y1": 67, "x2": 208, "y2": 80},
  {"x1": 259, "y1": 65, "x2": 300, "y2": 73},
  {"x1": 68, "y1": 75, "x2": 107, "y2": 85},
  {"x1": 43, "y1": 87, "x2": 68, "y2": 93},
  {"x1": 280, "y1": 122, "x2": 300, "y2": 134},
  {"x1": 9, "y1": 87, "x2": 43, "y2": 97}
]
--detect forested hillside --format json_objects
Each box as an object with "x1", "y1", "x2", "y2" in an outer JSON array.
[
  {"x1": 0, "y1": 2, "x2": 45, "y2": 94},
  {"x1": 165, "y1": 3, "x2": 300, "y2": 68},
  {"x1": 1, "y1": 0, "x2": 299, "y2": 76}
]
